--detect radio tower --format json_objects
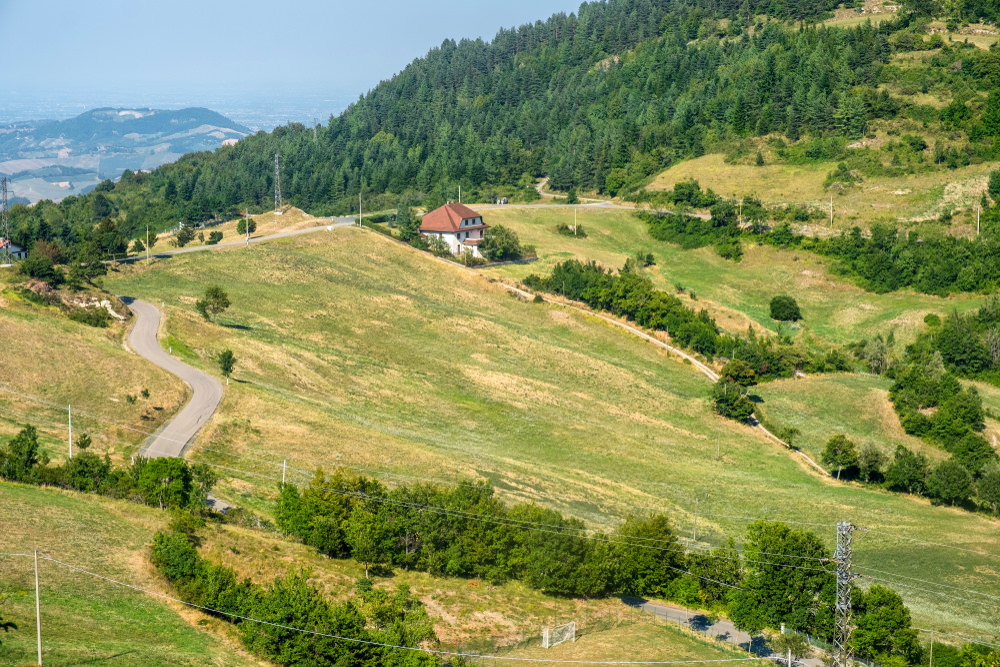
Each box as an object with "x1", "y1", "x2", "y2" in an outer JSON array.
[
  {"x1": 1, "y1": 177, "x2": 12, "y2": 266},
  {"x1": 274, "y1": 153, "x2": 283, "y2": 215},
  {"x1": 832, "y1": 521, "x2": 856, "y2": 667}
]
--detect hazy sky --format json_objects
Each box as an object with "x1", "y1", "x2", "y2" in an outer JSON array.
[{"x1": 1, "y1": 0, "x2": 579, "y2": 107}]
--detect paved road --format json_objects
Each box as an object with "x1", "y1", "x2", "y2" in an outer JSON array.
[
  {"x1": 123, "y1": 298, "x2": 224, "y2": 458},
  {"x1": 631, "y1": 600, "x2": 824, "y2": 667},
  {"x1": 116, "y1": 216, "x2": 355, "y2": 264}
]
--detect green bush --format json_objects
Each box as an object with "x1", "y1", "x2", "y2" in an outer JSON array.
[
  {"x1": 769, "y1": 295, "x2": 802, "y2": 321},
  {"x1": 67, "y1": 306, "x2": 112, "y2": 328}
]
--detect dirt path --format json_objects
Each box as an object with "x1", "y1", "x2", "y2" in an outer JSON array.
[{"x1": 495, "y1": 281, "x2": 827, "y2": 475}]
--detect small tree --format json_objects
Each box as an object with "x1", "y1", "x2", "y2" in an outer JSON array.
[
  {"x1": 480, "y1": 225, "x2": 524, "y2": 261},
  {"x1": 344, "y1": 505, "x2": 393, "y2": 579},
  {"x1": 396, "y1": 201, "x2": 420, "y2": 242},
  {"x1": 978, "y1": 464, "x2": 1000, "y2": 515},
  {"x1": 175, "y1": 225, "x2": 195, "y2": 247},
  {"x1": 130, "y1": 239, "x2": 145, "y2": 255},
  {"x1": 885, "y1": 445, "x2": 929, "y2": 495},
  {"x1": 770, "y1": 632, "x2": 811, "y2": 663},
  {"x1": 769, "y1": 295, "x2": 802, "y2": 321},
  {"x1": 927, "y1": 459, "x2": 974, "y2": 506},
  {"x1": 76, "y1": 433, "x2": 93, "y2": 451},
  {"x1": 236, "y1": 218, "x2": 257, "y2": 236},
  {"x1": 195, "y1": 285, "x2": 231, "y2": 321},
  {"x1": 822, "y1": 434, "x2": 859, "y2": 480},
  {"x1": 217, "y1": 349, "x2": 236, "y2": 383},
  {"x1": 712, "y1": 380, "x2": 755, "y2": 421},
  {"x1": 720, "y1": 360, "x2": 757, "y2": 388},
  {"x1": 857, "y1": 443, "x2": 886, "y2": 483}
]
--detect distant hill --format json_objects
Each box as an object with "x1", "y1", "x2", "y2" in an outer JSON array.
[{"x1": 0, "y1": 107, "x2": 249, "y2": 203}]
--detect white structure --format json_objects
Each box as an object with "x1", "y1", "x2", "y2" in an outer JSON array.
[
  {"x1": 542, "y1": 621, "x2": 575, "y2": 648},
  {"x1": 0, "y1": 238, "x2": 26, "y2": 261},
  {"x1": 419, "y1": 202, "x2": 489, "y2": 257}
]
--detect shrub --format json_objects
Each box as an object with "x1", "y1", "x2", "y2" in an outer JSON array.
[
  {"x1": 926, "y1": 459, "x2": 974, "y2": 505},
  {"x1": 770, "y1": 295, "x2": 802, "y2": 321},
  {"x1": 67, "y1": 307, "x2": 111, "y2": 328},
  {"x1": 206, "y1": 231, "x2": 223, "y2": 245},
  {"x1": 556, "y1": 223, "x2": 587, "y2": 237}
]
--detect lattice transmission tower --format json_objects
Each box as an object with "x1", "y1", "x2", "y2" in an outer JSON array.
[
  {"x1": 1, "y1": 177, "x2": 11, "y2": 266},
  {"x1": 832, "y1": 521, "x2": 856, "y2": 667},
  {"x1": 274, "y1": 153, "x2": 282, "y2": 215}
]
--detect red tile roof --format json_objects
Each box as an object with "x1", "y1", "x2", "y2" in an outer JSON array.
[{"x1": 419, "y1": 202, "x2": 488, "y2": 233}]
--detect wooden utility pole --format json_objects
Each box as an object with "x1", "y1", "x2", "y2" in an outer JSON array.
[
  {"x1": 146, "y1": 226, "x2": 150, "y2": 265},
  {"x1": 830, "y1": 196, "x2": 834, "y2": 226},
  {"x1": 34, "y1": 550, "x2": 42, "y2": 665}
]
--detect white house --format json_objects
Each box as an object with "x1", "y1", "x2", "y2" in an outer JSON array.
[
  {"x1": 0, "y1": 238, "x2": 26, "y2": 262},
  {"x1": 419, "y1": 203, "x2": 489, "y2": 257}
]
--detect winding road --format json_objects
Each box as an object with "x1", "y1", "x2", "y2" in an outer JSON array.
[{"x1": 123, "y1": 298, "x2": 223, "y2": 458}]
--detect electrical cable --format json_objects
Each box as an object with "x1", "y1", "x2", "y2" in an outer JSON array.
[{"x1": 39, "y1": 554, "x2": 762, "y2": 665}]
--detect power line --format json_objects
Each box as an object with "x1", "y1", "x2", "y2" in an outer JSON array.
[
  {"x1": 860, "y1": 574, "x2": 1000, "y2": 610},
  {"x1": 861, "y1": 528, "x2": 994, "y2": 558},
  {"x1": 39, "y1": 554, "x2": 762, "y2": 665},
  {"x1": 0, "y1": 385, "x2": 836, "y2": 565},
  {"x1": 854, "y1": 565, "x2": 1000, "y2": 603},
  {"x1": 912, "y1": 628, "x2": 1000, "y2": 650}
]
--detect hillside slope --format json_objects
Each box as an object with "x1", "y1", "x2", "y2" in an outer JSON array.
[{"x1": 103, "y1": 225, "x2": 1000, "y2": 639}]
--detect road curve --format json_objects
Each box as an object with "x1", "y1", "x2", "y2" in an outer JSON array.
[{"x1": 123, "y1": 298, "x2": 223, "y2": 458}]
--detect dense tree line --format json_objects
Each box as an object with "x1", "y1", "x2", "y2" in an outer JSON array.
[
  {"x1": 0, "y1": 425, "x2": 217, "y2": 510},
  {"x1": 152, "y1": 530, "x2": 441, "y2": 666},
  {"x1": 5, "y1": 0, "x2": 907, "y2": 260},
  {"x1": 268, "y1": 469, "x2": 932, "y2": 661},
  {"x1": 641, "y1": 181, "x2": 1000, "y2": 296},
  {"x1": 523, "y1": 258, "x2": 850, "y2": 375}
]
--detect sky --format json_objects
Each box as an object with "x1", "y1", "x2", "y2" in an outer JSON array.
[{"x1": 0, "y1": 0, "x2": 580, "y2": 123}]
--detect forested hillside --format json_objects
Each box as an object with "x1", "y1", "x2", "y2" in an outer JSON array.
[{"x1": 8, "y1": 0, "x2": 1000, "y2": 266}]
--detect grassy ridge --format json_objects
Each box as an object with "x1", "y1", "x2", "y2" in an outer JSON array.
[{"x1": 102, "y1": 225, "x2": 1000, "y2": 639}]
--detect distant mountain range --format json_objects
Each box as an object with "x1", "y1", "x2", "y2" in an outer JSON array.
[{"x1": 0, "y1": 107, "x2": 249, "y2": 203}]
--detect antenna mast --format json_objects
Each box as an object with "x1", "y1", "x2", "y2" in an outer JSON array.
[
  {"x1": 832, "y1": 521, "x2": 856, "y2": 667},
  {"x1": 274, "y1": 153, "x2": 282, "y2": 215},
  {"x1": 1, "y1": 177, "x2": 11, "y2": 266}
]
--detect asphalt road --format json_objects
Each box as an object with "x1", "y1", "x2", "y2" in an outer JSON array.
[{"x1": 123, "y1": 298, "x2": 223, "y2": 458}]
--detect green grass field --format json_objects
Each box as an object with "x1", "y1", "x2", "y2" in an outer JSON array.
[
  {"x1": 476, "y1": 205, "x2": 983, "y2": 348},
  {"x1": 0, "y1": 483, "x2": 260, "y2": 666},
  {"x1": 754, "y1": 373, "x2": 950, "y2": 469},
  {"x1": 99, "y1": 225, "x2": 1000, "y2": 641}
]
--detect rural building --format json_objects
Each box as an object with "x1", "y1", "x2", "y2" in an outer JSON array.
[
  {"x1": 419, "y1": 203, "x2": 489, "y2": 257},
  {"x1": 0, "y1": 238, "x2": 26, "y2": 261}
]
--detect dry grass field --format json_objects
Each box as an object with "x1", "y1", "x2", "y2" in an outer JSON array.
[
  {"x1": 0, "y1": 271, "x2": 186, "y2": 466},
  {"x1": 645, "y1": 153, "x2": 994, "y2": 226},
  {"x1": 101, "y1": 225, "x2": 1000, "y2": 640}
]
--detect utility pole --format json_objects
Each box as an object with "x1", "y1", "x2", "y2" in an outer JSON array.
[
  {"x1": 146, "y1": 225, "x2": 150, "y2": 265},
  {"x1": 1, "y1": 176, "x2": 11, "y2": 266},
  {"x1": 574, "y1": 207, "x2": 578, "y2": 235},
  {"x1": 692, "y1": 497, "x2": 699, "y2": 541},
  {"x1": 930, "y1": 630, "x2": 934, "y2": 667},
  {"x1": 274, "y1": 154, "x2": 282, "y2": 215},
  {"x1": 358, "y1": 191, "x2": 362, "y2": 227},
  {"x1": 832, "y1": 521, "x2": 856, "y2": 667},
  {"x1": 282, "y1": 459, "x2": 286, "y2": 486},
  {"x1": 34, "y1": 549, "x2": 42, "y2": 666},
  {"x1": 68, "y1": 405, "x2": 72, "y2": 459},
  {"x1": 459, "y1": 185, "x2": 461, "y2": 204},
  {"x1": 830, "y1": 196, "x2": 834, "y2": 227},
  {"x1": 245, "y1": 208, "x2": 250, "y2": 247}
]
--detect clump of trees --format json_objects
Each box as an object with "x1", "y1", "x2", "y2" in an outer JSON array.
[
  {"x1": 151, "y1": 530, "x2": 440, "y2": 666},
  {"x1": 479, "y1": 225, "x2": 526, "y2": 262},
  {"x1": 0, "y1": 425, "x2": 217, "y2": 510}
]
